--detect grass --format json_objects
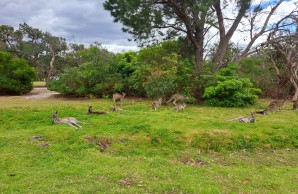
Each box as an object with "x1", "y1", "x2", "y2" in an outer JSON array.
[
  {"x1": 0, "y1": 95, "x2": 297, "y2": 193},
  {"x1": 33, "y1": 81, "x2": 46, "y2": 87}
]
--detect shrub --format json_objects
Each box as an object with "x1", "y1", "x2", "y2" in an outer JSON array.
[
  {"x1": 144, "y1": 75, "x2": 178, "y2": 98},
  {"x1": 203, "y1": 64, "x2": 261, "y2": 107},
  {"x1": 48, "y1": 60, "x2": 122, "y2": 97},
  {"x1": 0, "y1": 51, "x2": 36, "y2": 95}
]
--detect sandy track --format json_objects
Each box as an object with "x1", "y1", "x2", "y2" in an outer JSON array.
[{"x1": 24, "y1": 87, "x2": 60, "y2": 99}]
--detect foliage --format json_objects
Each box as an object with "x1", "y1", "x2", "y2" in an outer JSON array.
[
  {"x1": 48, "y1": 47, "x2": 122, "y2": 97},
  {"x1": 239, "y1": 56, "x2": 279, "y2": 98},
  {"x1": 0, "y1": 51, "x2": 36, "y2": 95},
  {"x1": 144, "y1": 74, "x2": 178, "y2": 98},
  {"x1": 0, "y1": 23, "x2": 67, "y2": 82},
  {"x1": 203, "y1": 64, "x2": 261, "y2": 107},
  {"x1": 123, "y1": 41, "x2": 196, "y2": 98}
]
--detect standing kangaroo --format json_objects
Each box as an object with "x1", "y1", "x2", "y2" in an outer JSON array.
[
  {"x1": 113, "y1": 92, "x2": 126, "y2": 106},
  {"x1": 86, "y1": 106, "x2": 108, "y2": 115},
  {"x1": 172, "y1": 103, "x2": 187, "y2": 112},
  {"x1": 227, "y1": 112, "x2": 256, "y2": 123},
  {"x1": 256, "y1": 99, "x2": 286, "y2": 115},
  {"x1": 152, "y1": 98, "x2": 162, "y2": 110},
  {"x1": 51, "y1": 111, "x2": 83, "y2": 129},
  {"x1": 167, "y1": 94, "x2": 189, "y2": 105}
]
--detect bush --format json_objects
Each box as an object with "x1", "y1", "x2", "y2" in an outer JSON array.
[
  {"x1": 144, "y1": 75, "x2": 178, "y2": 98},
  {"x1": 0, "y1": 51, "x2": 36, "y2": 95},
  {"x1": 48, "y1": 60, "x2": 123, "y2": 97},
  {"x1": 203, "y1": 64, "x2": 261, "y2": 107}
]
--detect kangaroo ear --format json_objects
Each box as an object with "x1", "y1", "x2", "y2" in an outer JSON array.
[{"x1": 55, "y1": 111, "x2": 58, "y2": 114}]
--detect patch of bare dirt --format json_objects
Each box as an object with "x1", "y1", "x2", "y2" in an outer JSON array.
[
  {"x1": 24, "y1": 87, "x2": 60, "y2": 99},
  {"x1": 178, "y1": 157, "x2": 206, "y2": 166},
  {"x1": 85, "y1": 136, "x2": 114, "y2": 153},
  {"x1": 118, "y1": 178, "x2": 137, "y2": 187}
]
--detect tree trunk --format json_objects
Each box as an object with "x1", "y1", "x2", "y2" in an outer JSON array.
[
  {"x1": 212, "y1": 39, "x2": 230, "y2": 72},
  {"x1": 275, "y1": 76, "x2": 289, "y2": 98},
  {"x1": 194, "y1": 46, "x2": 204, "y2": 74},
  {"x1": 291, "y1": 78, "x2": 298, "y2": 110},
  {"x1": 45, "y1": 49, "x2": 55, "y2": 86}
]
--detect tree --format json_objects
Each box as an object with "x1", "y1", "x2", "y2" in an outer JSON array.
[
  {"x1": 43, "y1": 32, "x2": 67, "y2": 85},
  {"x1": 0, "y1": 25, "x2": 16, "y2": 52},
  {"x1": 259, "y1": 10, "x2": 298, "y2": 109},
  {"x1": 0, "y1": 23, "x2": 68, "y2": 84},
  {"x1": 103, "y1": 0, "x2": 218, "y2": 74},
  {"x1": 103, "y1": 0, "x2": 286, "y2": 73}
]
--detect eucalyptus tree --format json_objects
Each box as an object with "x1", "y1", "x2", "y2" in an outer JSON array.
[
  {"x1": 259, "y1": 10, "x2": 298, "y2": 108},
  {"x1": 103, "y1": 0, "x2": 286, "y2": 74},
  {"x1": 0, "y1": 25, "x2": 16, "y2": 52},
  {"x1": 0, "y1": 23, "x2": 68, "y2": 84},
  {"x1": 43, "y1": 32, "x2": 67, "y2": 85}
]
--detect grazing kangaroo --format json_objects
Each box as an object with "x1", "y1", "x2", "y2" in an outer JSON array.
[
  {"x1": 51, "y1": 111, "x2": 83, "y2": 129},
  {"x1": 167, "y1": 94, "x2": 189, "y2": 105},
  {"x1": 172, "y1": 103, "x2": 187, "y2": 112},
  {"x1": 113, "y1": 92, "x2": 126, "y2": 106},
  {"x1": 86, "y1": 106, "x2": 108, "y2": 115},
  {"x1": 227, "y1": 112, "x2": 256, "y2": 123},
  {"x1": 152, "y1": 98, "x2": 162, "y2": 110},
  {"x1": 256, "y1": 99, "x2": 286, "y2": 115}
]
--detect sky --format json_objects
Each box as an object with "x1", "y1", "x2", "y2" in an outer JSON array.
[
  {"x1": 0, "y1": 0, "x2": 297, "y2": 53},
  {"x1": 0, "y1": 0, "x2": 138, "y2": 53}
]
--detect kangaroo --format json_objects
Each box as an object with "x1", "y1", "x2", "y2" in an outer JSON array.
[
  {"x1": 256, "y1": 99, "x2": 286, "y2": 115},
  {"x1": 113, "y1": 92, "x2": 126, "y2": 106},
  {"x1": 172, "y1": 103, "x2": 187, "y2": 111},
  {"x1": 109, "y1": 106, "x2": 122, "y2": 111},
  {"x1": 86, "y1": 106, "x2": 108, "y2": 115},
  {"x1": 167, "y1": 94, "x2": 189, "y2": 105},
  {"x1": 51, "y1": 111, "x2": 83, "y2": 129},
  {"x1": 227, "y1": 112, "x2": 255, "y2": 123},
  {"x1": 152, "y1": 98, "x2": 162, "y2": 110}
]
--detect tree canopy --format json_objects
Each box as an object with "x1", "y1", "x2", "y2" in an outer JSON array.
[{"x1": 103, "y1": 0, "x2": 290, "y2": 73}]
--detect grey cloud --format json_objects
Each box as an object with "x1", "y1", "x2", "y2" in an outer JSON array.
[{"x1": 0, "y1": 0, "x2": 138, "y2": 52}]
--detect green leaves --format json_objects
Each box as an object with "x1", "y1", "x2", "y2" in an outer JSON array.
[
  {"x1": 203, "y1": 64, "x2": 261, "y2": 107},
  {"x1": 0, "y1": 51, "x2": 36, "y2": 95},
  {"x1": 48, "y1": 48, "x2": 122, "y2": 97}
]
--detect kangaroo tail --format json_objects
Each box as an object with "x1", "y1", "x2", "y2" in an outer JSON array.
[
  {"x1": 96, "y1": 111, "x2": 109, "y2": 114},
  {"x1": 255, "y1": 109, "x2": 266, "y2": 115}
]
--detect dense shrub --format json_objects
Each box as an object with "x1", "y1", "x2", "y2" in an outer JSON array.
[
  {"x1": 203, "y1": 64, "x2": 261, "y2": 107},
  {"x1": 0, "y1": 51, "x2": 36, "y2": 95},
  {"x1": 144, "y1": 74, "x2": 178, "y2": 98},
  {"x1": 128, "y1": 43, "x2": 196, "y2": 98},
  {"x1": 48, "y1": 60, "x2": 122, "y2": 97}
]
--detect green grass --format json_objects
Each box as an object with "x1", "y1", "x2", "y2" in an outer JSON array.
[
  {"x1": 0, "y1": 96, "x2": 297, "y2": 193},
  {"x1": 33, "y1": 81, "x2": 46, "y2": 87}
]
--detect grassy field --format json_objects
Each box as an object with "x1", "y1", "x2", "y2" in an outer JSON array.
[
  {"x1": 33, "y1": 81, "x2": 46, "y2": 87},
  {"x1": 0, "y1": 94, "x2": 297, "y2": 193}
]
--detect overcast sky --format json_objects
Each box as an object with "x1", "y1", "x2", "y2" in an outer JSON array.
[
  {"x1": 0, "y1": 0, "x2": 297, "y2": 53},
  {"x1": 0, "y1": 0, "x2": 138, "y2": 52}
]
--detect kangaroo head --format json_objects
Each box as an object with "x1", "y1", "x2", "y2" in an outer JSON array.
[
  {"x1": 87, "y1": 106, "x2": 92, "y2": 114},
  {"x1": 51, "y1": 111, "x2": 58, "y2": 123},
  {"x1": 122, "y1": 92, "x2": 126, "y2": 97}
]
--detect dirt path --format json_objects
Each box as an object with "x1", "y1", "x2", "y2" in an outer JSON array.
[{"x1": 23, "y1": 87, "x2": 60, "y2": 99}]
